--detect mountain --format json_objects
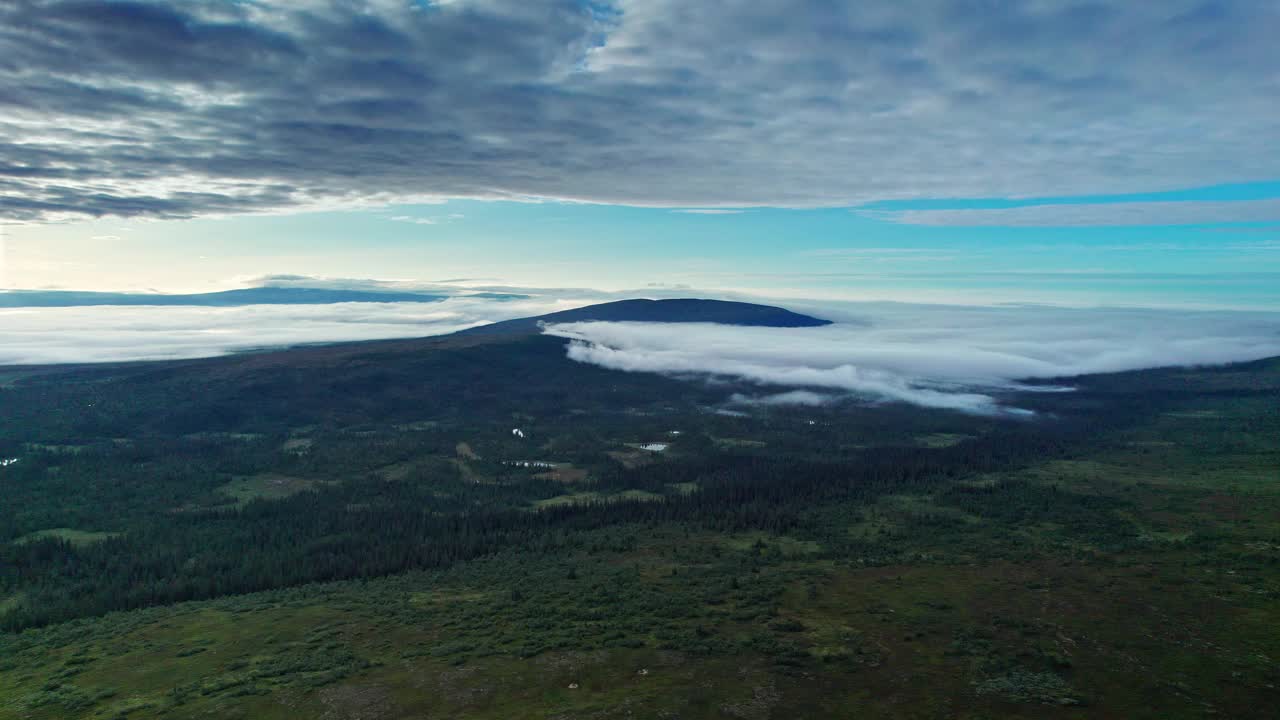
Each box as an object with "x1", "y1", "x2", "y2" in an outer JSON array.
[
  {"x1": 0, "y1": 287, "x2": 448, "y2": 308},
  {"x1": 0, "y1": 298, "x2": 833, "y2": 438},
  {"x1": 457, "y1": 298, "x2": 831, "y2": 336}
]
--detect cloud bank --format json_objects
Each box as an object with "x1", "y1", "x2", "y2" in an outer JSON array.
[
  {"x1": 0, "y1": 294, "x2": 577, "y2": 365},
  {"x1": 869, "y1": 198, "x2": 1280, "y2": 227},
  {"x1": 3, "y1": 1, "x2": 1278, "y2": 221},
  {"x1": 544, "y1": 305, "x2": 1280, "y2": 413},
  {"x1": 730, "y1": 390, "x2": 840, "y2": 407}
]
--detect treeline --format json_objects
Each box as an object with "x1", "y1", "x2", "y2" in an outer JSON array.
[
  {"x1": 3, "y1": 332, "x2": 1255, "y2": 631},
  {"x1": 2, "y1": 418, "x2": 1087, "y2": 631}
]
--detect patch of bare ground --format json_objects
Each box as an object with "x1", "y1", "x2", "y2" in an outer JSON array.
[
  {"x1": 607, "y1": 450, "x2": 653, "y2": 469},
  {"x1": 720, "y1": 677, "x2": 780, "y2": 720},
  {"x1": 425, "y1": 663, "x2": 494, "y2": 707},
  {"x1": 1199, "y1": 493, "x2": 1248, "y2": 521},
  {"x1": 533, "y1": 650, "x2": 609, "y2": 675},
  {"x1": 536, "y1": 465, "x2": 590, "y2": 483},
  {"x1": 319, "y1": 683, "x2": 395, "y2": 720},
  {"x1": 378, "y1": 461, "x2": 415, "y2": 482}
]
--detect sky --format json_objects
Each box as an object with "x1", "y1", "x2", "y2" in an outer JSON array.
[
  {"x1": 1, "y1": 1, "x2": 1278, "y2": 303},
  {"x1": 1, "y1": 1, "x2": 1279, "y2": 407},
  {"x1": 5, "y1": 195, "x2": 1280, "y2": 308}
]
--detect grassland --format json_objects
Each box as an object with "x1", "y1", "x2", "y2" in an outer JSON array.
[
  {"x1": 215, "y1": 474, "x2": 328, "y2": 506},
  {"x1": 532, "y1": 489, "x2": 664, "y2": 509},
  {"x1": 13, "y1": 528, "x2": 120, "y2": 547}
]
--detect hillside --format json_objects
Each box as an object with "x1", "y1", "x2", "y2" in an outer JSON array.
[
  {"x1": 457, "y1": 298, "x2": 832, "y2": 336},
  {"x1": 0, "y1": 298, "x2": 832, "y2": 446},
  {"x1": 0, "y1": 304, "x2": 1277, "y2": 719}
]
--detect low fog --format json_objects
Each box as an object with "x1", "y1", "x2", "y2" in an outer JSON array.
[
  {"x1": 544, "y1": 304, "x2": 1280, "y2": 414},
  {"x1": 4, "y1": 293, "x2": 1278, "y2": 416},
  {"x1": 0, "y1": 295, "x2": 577, "y2": 365}
]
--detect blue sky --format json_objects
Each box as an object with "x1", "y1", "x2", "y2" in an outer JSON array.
[{"x1": 6, "y1": 181, "x2": 1279, "y2": 308}]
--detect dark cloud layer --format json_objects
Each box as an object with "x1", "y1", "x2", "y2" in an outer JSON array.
[{"x1": 2, "y1": 1, "x2": 1278, "y2": 221}]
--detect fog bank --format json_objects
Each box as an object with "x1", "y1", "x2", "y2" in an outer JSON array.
[{"x1": 544, "y1": 305, "x2": 1280, "y2": 413}]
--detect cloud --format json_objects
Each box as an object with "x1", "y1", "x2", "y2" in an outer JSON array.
[
  {"x1": 1200, "y1": 226, "x2": 1280, "y2": 236},
  {"x1": 729, "y1": 390, "x2": 838, "y2": 407},
  {"x1": 389, "y1": 216, "x2": 442, "y2": 225},
  {"x1": 389, "y1": 213, "x2": 465, "y2": 225},
  {"x1": 0, "y1": 293, "x2": 577, "y2": 365},
  {"x1": 673, "y1": 209, "x2": 745, "y2": 215},
  {"x1": 238, "y1": 273, "x2": 523, "y2": 297},
  {"x1": 4, "y1": 281, "x2": 1280, "y2": 418},
  {"x1": 543, "y1": 304, "x2": 1280, "y2": 413},
  {"x1": 867, "y1": 198, "x2": 1280, "y2": 227},
  {"x1": 2, "y1": 1, "x2": 1278, "y2": 221}
]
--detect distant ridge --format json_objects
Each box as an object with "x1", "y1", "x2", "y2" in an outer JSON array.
[
  {"x1": 0, "y1": 287, "x2": 453, "y2": 308},
  {"x1": 457, "y1": 298, "x2": 831, "y2": 336}
]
